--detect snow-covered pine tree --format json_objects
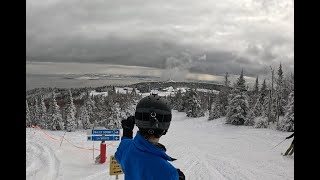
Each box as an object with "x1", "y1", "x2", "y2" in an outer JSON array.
[
  {"x1": 47, "y1": 91, "x2": 64, "y2": 130},
  {"x1": 260, "y1": 91, "x2": 277, "y2": 123},
  {"x1": 244, "y1": 110, "x2": 255, "y2": 126},
  {"x1": 218, "y1": 73, "x2": 231, "y2": 116},
  {"x1": 26, "y1": 100, "x2": 31, "y2": 127},
  {"x1": 33, "y1": 98, "x2": 40, "y2": 126},
  {"x1": 254, "y1": 79, "x2": 268, "y2": 117},
  {"x1": 208, "y1": 101, "x2": 222, "y2": 120},
  {"x1": 280, "y1": 73, "x2": 294, "y2": 113},
  {"x1": 226, "y1": 93, "x2": 250, "y2": 125},
  {"x1": 254, "y1": 81, "x2": 269, "y2": 129},
  {"x1": 106, "y1": 102, "x2": 122, "y2": 129},
  {"x1": 122, "y1": 100, "x2": 135, "y2": 118},
  {"x1": 247, "y1": 76, "x2": 260, "y2": 117},
  {"x1": 235, "y1": 69, "x2": 246, "y2": 91},
  {"x1": 253, "y1": 76, "x2": 259, "y2": 94},
  {"x1": 94, "y1": 95, "x2": 108, "y2": 127},
  {"x1": 174, "y1": 89, "x2": 185, "y2": 112},
  {"x1": 275, "y1": 63, "x2": 285, "y2": 116},
  {"x1": 38, "y1": 95, "x2": 47, "y2": 129},
  {"x1": 78, "y1": 105, "x2": 92, "y2": 129},
  {"x1": 84, "y1": 92, "x2": 96, "y2": 124},
  {"x1": 64, "y1": 90, "x2": 77, "y2": 132},
  {"x1": 277, "y1": 91, "x2": 294, "y2": 132},
  {"x1": 186, "y1": 90, "x2": 205, "y2": 118}
]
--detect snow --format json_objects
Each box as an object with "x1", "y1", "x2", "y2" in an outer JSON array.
[
  {"x1": 75, "y1": 76, "x2": 100, "y2": 80},
  {"x1": 89, "y1": 90, "x2": 108, "y2": 97},
  {"x1": 196, "y1": 88, "x2": 219, "y2": 94},
  {"x1": 115, "y1": 87, "x2": 133, "y2": 94},
  {"x1": 26, "y1": 110, "x2": 294, "y2": 180}
]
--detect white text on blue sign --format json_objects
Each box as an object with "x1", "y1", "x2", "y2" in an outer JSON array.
[
  {"x1": 87, "y1": 136, "x2": 120, "y2": 141},
  {"x1": 87, "y1": 129, "x2": 120, "y2": 135}
]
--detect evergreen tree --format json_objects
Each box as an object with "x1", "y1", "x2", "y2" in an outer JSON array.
[
  {"x1": 38, "y1": 95, "x2": 47, "y2": 129},
  {"x1": 224, "y1": 72, "x2": 231, "y2": 87},
  {"x1": 253, "y1": 76, "x2": 259, "y2": 94},
  {"x1": 33, "y1": 98, "x2": 40, "y2": 126},
  {"x1": 276, "y1": 63, "x2": 285, "y2": 116},
  {"x1": 47, "y1": 92, "x2": 64, "y2": 130},
  {"x1": 226, "y1": 93, "x2": 250, "y2": 125},
  {"x1": 244, "y1": 110, "x2": 255, "y2": 126},
  {"x1": 260, "y1": 79, "x2": 267, "y2": 94},
  {"x1": 208, "y1": 101, "x2": 222, "y2": 120},
  {"x1": 174, "y1": 89, "x2": 185, "y2": 112},
  {"x1": 26, "y1": 100, "x2": 31, "y2": 127},
  {"x1": 276, "y1": 63, "x2": 284, "y2": 88},
  {"x1": 64, "y1": 90, "x2": 77, "y2": 132},
  {"x1": 277, "y1": 91, "x2": 294, "y2": 132},
  {"x1": 261, "y1": 92, "x2": 277, "y2": 123},
  {"x1": 255, "y1": 79, "x2": 268, "y2": 117},
  {"x1": 78, "y1": 106, "x2": 92, "y2": 129},
  {"x1": 106, "y1": 102, "x2": 122, "y2": 129},
  {"x1": 281, "y1": 73, "x2": 294, "y2": 114},
  {"x1": 84, "y1": 92, "x2": 96, "y2": 124},
  {"x1": 247, "y1": 76, "x2": 260, "y2": 117},
  {"x1": 186, "y1": 90, "x2": 205, "y2": 118},
  {"x1": 94, "y1": 95, "x2": 108, "y2": 126},
  {"x1": 235, "y1": 69, "x2": 246, "y2": 91},
  {"x1": 217, "y1": 72, "x2": 231, "y2": 116}
]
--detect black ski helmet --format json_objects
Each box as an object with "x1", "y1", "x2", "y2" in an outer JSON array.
[{"x1": 135, "y1": 93, "x2": 172, "y2": 138}]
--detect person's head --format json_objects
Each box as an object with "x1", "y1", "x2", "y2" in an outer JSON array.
[{"x1": 134, "y1": 93, "x2": 172, "y2": 141}]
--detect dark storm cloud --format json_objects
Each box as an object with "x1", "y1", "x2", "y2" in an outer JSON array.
[{"x1": 26, "y1": 0, "x2": 294, "y2": 77}]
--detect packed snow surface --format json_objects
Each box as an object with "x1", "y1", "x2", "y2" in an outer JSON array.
[{"x1": 26, "y1": 111, "x2": 294, "y2": 180}]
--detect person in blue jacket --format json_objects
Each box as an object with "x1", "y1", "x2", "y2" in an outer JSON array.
[{"x1": 115, "y1": 93, "x2": 185, "y2": 180}]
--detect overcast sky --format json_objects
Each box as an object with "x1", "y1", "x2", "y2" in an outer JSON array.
[{"x1": 26, "y1": 0, "x2": 293, "y2": 80}]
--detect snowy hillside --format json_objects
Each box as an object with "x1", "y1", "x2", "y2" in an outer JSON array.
[{"x1": 26, "y1": 110, "x2": 294, "y2": 180}]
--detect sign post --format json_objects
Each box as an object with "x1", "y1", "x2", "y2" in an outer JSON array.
[{"x1": 87, "y1": 129, "x2": 120, "y2": 164}]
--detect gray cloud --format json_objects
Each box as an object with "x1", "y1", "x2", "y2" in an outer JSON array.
[{"x1": 26, "y1": 0, "x2": 294, "y2": 78}]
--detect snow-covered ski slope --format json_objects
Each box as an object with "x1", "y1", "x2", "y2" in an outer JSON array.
[{"x1": 26, "y1": 110, "x2": 294, "y2": 180}]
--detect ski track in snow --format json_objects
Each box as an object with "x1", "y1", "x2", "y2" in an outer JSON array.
[
  {"x1": 26, "y1": 111, "x2": 293, "y2": 180},
  {"x1": 80, "y1": 169, "x2": 109, "y2": 180},
  {"x1": 26, "y1": 132, "x2": 61, "y2": 180}
]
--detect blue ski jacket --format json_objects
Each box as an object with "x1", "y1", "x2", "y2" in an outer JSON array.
[{"x1": 115, "y1": 131, "x2": 179, "y2": 180}]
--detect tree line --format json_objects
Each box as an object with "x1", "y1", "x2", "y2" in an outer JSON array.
[
  {"x1": 26, "y1": 87, "x2": 140, "y2": 131},
  {"x1": 168, "y1": 64, "x2": 294, "y2": 132}
]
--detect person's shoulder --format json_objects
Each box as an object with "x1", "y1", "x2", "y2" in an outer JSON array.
[{"x1": 156, "y1": 157, "x2": 177, "y2": 172}]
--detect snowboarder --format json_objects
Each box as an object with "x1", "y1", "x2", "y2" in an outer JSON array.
[
  {"x1": 115, "y1": 94, "x2": 185, "y2": 180},
  {"x1": 284, "y1": 133, "x2": 294, "y2": 156}
]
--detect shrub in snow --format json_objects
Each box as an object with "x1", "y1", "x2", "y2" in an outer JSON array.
[
  {"x1": 244, "y1": 111, "x2": 255, "y2": 126},
  {"x1": 254, "y1": 117, "x2": 268, "y2": 128},
  {"x1": 226, "y1": 93, "x2": 250, "y2": 125}
]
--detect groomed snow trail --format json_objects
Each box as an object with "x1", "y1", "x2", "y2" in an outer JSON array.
[
  {"x1": 26, "y1": 110, "x2": 294, "y2": 180},
  {"x1": 26, "y1": 131, "x2": 61, "y2": 180},
  {"x1": 161, "y1": 111, "x2": 294, "y2": 180}
]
